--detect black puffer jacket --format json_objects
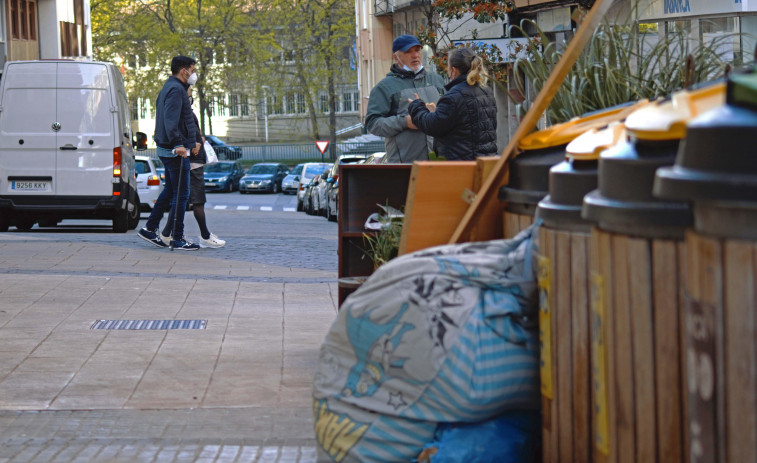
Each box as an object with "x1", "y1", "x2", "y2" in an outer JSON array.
[{"x1": 409, "y1": 74, "x2": 497, "y2": 160}]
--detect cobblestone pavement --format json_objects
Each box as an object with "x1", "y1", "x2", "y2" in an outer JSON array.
[{"x1": 0, "y1": 209, "x2": 338, "y2": 462}]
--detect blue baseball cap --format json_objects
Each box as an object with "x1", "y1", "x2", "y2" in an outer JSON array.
[{"x1": 392, "y1": 35, "x2": 422, "y2": 53}]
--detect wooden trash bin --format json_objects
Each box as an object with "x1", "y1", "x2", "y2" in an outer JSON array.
[
  {"x1": 533, "y1": 123, "x2": 625, "y2": 463},
  {"x1": 654, "y1": 74, "x2": 757, "y2": 463},
  {"x1": 502, "y1": 103, "x2": 646, "y2": 239}
]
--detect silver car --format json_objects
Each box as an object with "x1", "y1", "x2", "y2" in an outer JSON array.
[{"x1": 296, "y1": 163, "x2": 332, "y2": 211}]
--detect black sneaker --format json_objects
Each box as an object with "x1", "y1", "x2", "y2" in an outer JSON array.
[
  {"x1": 138, "y1": 227, "x2": 167, "y2": 248},
  {"x1": 170, "y1": 237, "x2": 200, "y2": 251}
]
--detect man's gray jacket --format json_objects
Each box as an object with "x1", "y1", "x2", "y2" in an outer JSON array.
[{"x1": 365, "y1": 65, "x2": 445, "y2": 163}]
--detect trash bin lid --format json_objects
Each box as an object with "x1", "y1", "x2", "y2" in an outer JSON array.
[
  {"x1": 625, "y1": 82, "x2": 725, "y2": 141},
  {"x1": 535, "y1": 158, "x2": 599, "y2": 231},
  {"x1": 500, "y1": 146, "x2": 565, "y2": 214},
  {"x1": 565, "y1": 122, "x2": 627, "y2": 161},
  {"x1": 581, "y1": 137, "x2": 691, "y2": 239}
]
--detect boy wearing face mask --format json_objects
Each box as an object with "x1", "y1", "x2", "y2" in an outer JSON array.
[
  {"x1": 365, "y1": 35, "x2": 445, "y2": 163},
  {"x1": 138, "y1": 55, "x2": 201, "y2": 250}
]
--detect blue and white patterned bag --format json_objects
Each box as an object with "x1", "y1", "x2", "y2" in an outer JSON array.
[{"x1": 313, "y1": 226, "x2": 541, "y2": 462}]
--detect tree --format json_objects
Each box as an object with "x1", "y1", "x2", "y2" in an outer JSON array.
[
  {"x1": 257, "y1": 0, "x2": 356, "y2": 159},
  {"x1": 91, "y1": 0, "x2": 274, "y2": 135}
]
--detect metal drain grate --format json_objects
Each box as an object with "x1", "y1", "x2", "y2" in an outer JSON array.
[{"x1": 91, "y1": 319, "x2": 207, "y2": 330}]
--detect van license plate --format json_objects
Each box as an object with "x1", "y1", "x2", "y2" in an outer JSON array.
[{"x1": 11, "y1": 181, "x2": 51, "y2": 192}]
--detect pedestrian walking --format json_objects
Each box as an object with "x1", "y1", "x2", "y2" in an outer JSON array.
[
  {"x1": 180, "y1": 85, "x2": 226, "y2": 248},
  {"x1": 408, "y1": 47, "x2": 498, "y2": 161},
  {"x1": 137, "y1": 55, "x2": 200, "y2": 250},
  {"x1": 364, "y1": 34, "x2": 445, "y2": 163}
]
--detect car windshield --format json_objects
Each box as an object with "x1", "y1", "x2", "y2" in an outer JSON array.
[
  {"x1": 290, "y1": 165, "x2": 304, "y2": 176},
  {"x1": 152, "y1": 157, "x2": 164, "y2": 168},
  {"x1": 205, "y1": 163, "x2": 233, "y2": 173},
  {"x1": 205, "y1": 135, "x2": 223, "y2": 145},
  {"x1": 249, "y1": 165, "x2": 275, "y2": 175},
  {"x1": 303, "y1": 164, "x2": 331, "y2": 178}
]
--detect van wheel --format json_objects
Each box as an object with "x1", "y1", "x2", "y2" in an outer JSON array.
[
  {"x1": 16, "y1": 216, "x2": 35, "y2": 230},
  {"x1": 113, "y1": 209, "x2": 129, "y2": 233},
  {"x1": 127, "y1": 195, "x2": 140, "y2": 230}
]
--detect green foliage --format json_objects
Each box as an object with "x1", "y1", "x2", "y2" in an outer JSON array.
[
  {"x1": 362, "y1": 221, "x2": 402, "y2": 269},
  {"x1": 511, "y1": 18, "x2": 737, "y2": 123}
]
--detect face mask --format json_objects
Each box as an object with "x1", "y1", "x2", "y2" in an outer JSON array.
[
  {"x1": 402, "y1": 64, "x2": 423, "y2": 74},
  {"x1": 187, "y1": 71, "x2": 198, "y2": 85},
  {"x1": 189, "y1": 96, "x2": 194, "y2": 105}
]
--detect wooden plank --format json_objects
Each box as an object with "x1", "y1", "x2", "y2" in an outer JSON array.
[
  {"x1": 503, "y1": 211, "x2": 520, "y2": 238},
  {"x1": 611, "y1": 233, "x2": 636, "y2": 463},
  {"x1": 724, "y1": 240, "x2": 757, "y2": 463},
  {"x1": 449, "y1": 0, "x2": 615, "y2": 244},
  {"x1": 592, "y1": 228, "x2": 616, "y2": 463},
  {"x1": 555, "y1": 230, "x2": 574, "y2": 462},
  {"x1": 571, "y1": 231, "x2": 592, "y2": 463},
  {"x1": 652, "y1": 240, "x2": 684, "y2": 463},
  {"x1": 519, "y1": 213, "x2": 534, "y2": 233},
  {"x1": 398, "y1": 161, "x2": 476, "y2": 255},
  {"x1": 685, "y1": 233, "x2": 722, "y2": 463},
  {"x1": 627, "y1": 237, "x2": 656, "y2": 463},
  {"x1": 538, "y1": 227, "x2": 559, "y2": 462},
  {"x1": 469, "y1": 156, "x2": 502, "y2": 242},
  {"x1": 678, "y1": 241, "x2": 690, "y2": 463}
]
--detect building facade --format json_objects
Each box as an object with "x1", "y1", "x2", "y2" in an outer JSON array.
[{"x1": 1, "y1": 0, "x2": 91, "y2": 66}]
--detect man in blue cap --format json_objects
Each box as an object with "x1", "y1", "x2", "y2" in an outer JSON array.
[{"x1": 365, "y1": 35, "x2": 445, "y2": 163}]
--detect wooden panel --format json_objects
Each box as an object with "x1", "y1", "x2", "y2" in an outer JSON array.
[
  {"x1": 652, "y1": 240, "x2": 684, "y2": 463},
  {"x1": 592, "y1": 228, "x2": 616, "y2": 463},
  {"x1": 611, "y1": 234, "x2": 636, "y2": 463},
  {"x1": 571, "y1": 232, "x2": 592, "y2": 463},
  {"x1": 678, "y1": 241, "x2": 691, "y2": 463},
  {"x1": 519, "y1": 213, "x2": 534, "y2": 233},
  {"x1": 538, "y1": 227, "x2": 559, "y2": 463},
  {"x1": 469, "y1": 157, "x2": 503, "y2": 242},
  {"x1": 724, "y1": 241, "x2": 757, "y2": 463},
  {"x1": 503, "y1": 211, "x2": 521, "y2": 238},
  {"x1": 627, "y1": 238, "x2": 656, "y2": 463},
  {"x1": 554, "y1": 230, "x2": 574, "y2": 462},
  {"x1": 398, "y1": 161, "x2": 476, "y2": 255},
  {"x1": 450, "y1": 0, "x2": 614, "y2": 244}
]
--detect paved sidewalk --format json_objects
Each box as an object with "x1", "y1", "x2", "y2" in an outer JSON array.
[{"x1": 0, "y1": 215, "x2": 338, "y2": 462}]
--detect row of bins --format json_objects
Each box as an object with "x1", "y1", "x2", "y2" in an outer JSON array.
[{"x1": 498, "y1": 67, "x2": 757, "y2": 463}]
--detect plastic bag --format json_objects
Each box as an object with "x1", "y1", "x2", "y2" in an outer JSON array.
[
  {"x1": 204, "y1": 140, "x2": 218, "y2": 165},
  {"x1": 417, "y1": 410, "x2": 541, "y2": 463}
]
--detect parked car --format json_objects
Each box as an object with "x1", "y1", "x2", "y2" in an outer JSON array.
[
  {"x1": 306, "y1": 167, "x2": 332, "y2": 216},
  {"x1": 239, "y1": 162, "x2": 289, "y2": 194},
  {"x1": 296, "y1": 162, "x2": 332, "y2": 211},
  {"x1": 135, "y1": 156, "x2": 164, "y2": 212},
  {"x1": 325, "y1": 155, "x2": 369, "y2": 221},
  {"x1": 152, "y1": 156, "x2": 166, "y2": 185},
  {"x1": 363, "y1": 152, "x2": 387, "y2": 164},
  {"x1": 281, "y1": 163, "x2": 304, "y2": 195},
  {"x1": 204, "y1": 161, "x2": 245, "y2": 192},
  {"x1": 303, "y1": 174, "x2": 321, "y2": 216},
  {"x1": 204, "y1": 134, "x2": 242, "y2": 160}
]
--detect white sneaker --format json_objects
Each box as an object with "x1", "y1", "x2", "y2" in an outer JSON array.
[
  {"x1": 200, "y1": 233, "x2": 226, "y2": 248},
  {"x1": 159, "y1": 232, "x2": 171, "y2": 246}
]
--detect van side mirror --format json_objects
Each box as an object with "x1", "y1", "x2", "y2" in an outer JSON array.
[{"x1": 134, "y1": 132, "x2": 148, "y2": 151}]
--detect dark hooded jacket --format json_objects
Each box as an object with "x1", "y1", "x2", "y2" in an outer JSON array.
[
  {"x1": 153, "y1": 76, "x2": 196, "y2": 151},
  {"x1": 408, "y1": 74, "x2": 497, "y2": 161}
]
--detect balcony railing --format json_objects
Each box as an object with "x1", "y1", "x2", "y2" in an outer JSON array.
[{"x1": 374, "y1": 0, "x2": 393, "y2": 16}]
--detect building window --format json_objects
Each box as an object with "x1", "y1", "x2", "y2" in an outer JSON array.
[
  {"x1": 217, "y1": 95, "x2": 226, "y2": 116},
  {"x1": 320, "y1": 94, "x2": 329, "y2": 113},
  {"x1": 241, "y1": 95, "x2": 249, "y2": 116},
  {"x1": 229, "y1": 94, "x2": 239, "y2": 117},
  {"x1": 295, "y1": 93, "x2": 306, "y2": 113},
  {"x1": 130, "y1": 99, "x2": 138, "y2": 121},
  {"x1": 285, "y1": 93, "x2": 295, "y2": 114},
  {"x1": 342, "y1": 92, "x2": 353, "y2": 112},
  {"x1": 139, "y1": 98, "x2": 148, "y2": 119}
]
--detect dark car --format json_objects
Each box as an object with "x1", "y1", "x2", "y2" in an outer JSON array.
[
  {"x1": 204, "y1": 161, "x2": 245, "y2": 192},
  {"x1": 326, "y1": 155, "x2": 368, "y2": 221},
  {"x1": 205, "y1": 134, "x2": 243, "y2": 160},
  {"x1": 239, "y1": 163, "x2": 290, "y2": 194}
]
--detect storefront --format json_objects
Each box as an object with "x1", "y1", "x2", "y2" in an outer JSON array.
[{"x1": 637, "y1": 0, "x2": 757, "y2": 63}]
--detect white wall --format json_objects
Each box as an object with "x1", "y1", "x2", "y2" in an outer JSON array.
[{"x1": 37, "y1": 0, "x2": 60, "y2": 59}]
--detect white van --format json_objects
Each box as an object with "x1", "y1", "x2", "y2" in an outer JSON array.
[{"x1": 0, "y1": 60, "x2": 146, "y2": 232}]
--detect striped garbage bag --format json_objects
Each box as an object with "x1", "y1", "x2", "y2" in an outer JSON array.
[{"x1": 313, "y1": 226, "x2": 541, "y2": 462}]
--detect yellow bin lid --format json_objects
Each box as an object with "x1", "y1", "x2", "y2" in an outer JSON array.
[
  {"x1": 625, "y1": 82, "x2": 726, "y2": 141},
  {"x1": 518, "y1": 100, "x2": 649, "y2": 151},
  {"x1": 565, "y1": 122, "x2": 627, "y2": 161}
]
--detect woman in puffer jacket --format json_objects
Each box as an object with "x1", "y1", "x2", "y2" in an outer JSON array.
[{"x1": 408, "y1": 47, "x2": 498, "y2": 161}]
